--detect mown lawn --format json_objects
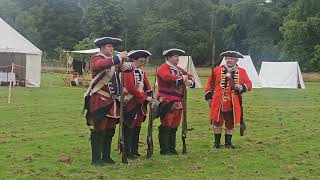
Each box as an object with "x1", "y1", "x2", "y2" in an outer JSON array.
[{"x1": 0, "y1": 73, "x2": 319, "y2": 179}]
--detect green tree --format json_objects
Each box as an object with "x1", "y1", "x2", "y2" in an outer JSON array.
[
  {"x1": 122, "y1": 0, "x2": 155, "y2": 50},
  {"x1": 72, "y1": 37, "x2": 97, "y2": 61},
  {"x1": 311, "y1": 45, "x2": 320, "y2": 70},
  {"x1": 0, "y1": 0, "x2": 18, "y2": 25},
  {"x1": 222, "y1": 0, "x2": 293, "y2": 67},
  {"x1": 82, "y1": 0, "x2": 127, "y2": 39},
  {"x1": 137, "y1": 0, "x2": 213, "y2": 65},
  {"x1": 37, "y1": 0, "x2": 84, "y2": 56},
  {"x1": 280, "y1": 0, "x2": 320, "y2": 71},
  {"x1": 0, "y1": 0, "x2": 47, "y2": 53}
]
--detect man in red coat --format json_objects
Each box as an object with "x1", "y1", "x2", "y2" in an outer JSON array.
[
  {"x1": 84, "y1": 37, "x2": 135, "y2": 165},
  {"x1": 205, "y1": 51, "x2": 252, "y2": 149},
  {"x1": 123, "y1": 50, "x2": 154, "y2": 159},
  {"x1": 157, "y1": 48, "x2": 195, "y2": 155}
]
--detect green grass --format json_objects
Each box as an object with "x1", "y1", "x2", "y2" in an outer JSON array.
[{"x1": 0, "y1": 73, "x2": 319, "y2": 179}]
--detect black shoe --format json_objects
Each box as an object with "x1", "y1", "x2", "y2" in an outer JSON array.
[
  {"x1": 160, "y1": 151, "x2": 171, "y2": 155},
  {"x1": 133, "y1": 154, "x2": 140, "y2": 158},
  {"x1": 213, "y1": 133, "x2": 221, "y2": 149},
  {"x1": 131, "y1": 127, "x2": 141, "y2": 157},
  {"x1": 168, "y1": 128, "x2": 178, "y2": 155},
  {"x1": 158, "y1": 126, "x2": 171, "y2": 155},
  {"x1": 91, "y1": 161, "x2": 104, "y2": 166},
  {"x1": 225, "y1": 144, "x2": 236, "y2": 149},
  {"x1": 127, "y1": 154, "x2": 138, "y2": 159},
  {"x1": 102, "y1": 129, "x2": 116, "y2": 164},
  {"x1": 103, "y1": 157, "x2": 116, "y2": 164},
  {"x1": 90, "y1": 130, "x2": 103, "y2": 165},
  {"x1": 225, "y1": 134, "x2": 236, "y2": 149},
  {"x1": 133, "y1": 153, "x2": 140, "y2": 157},
  {"x1": 169, "y1": 150, "x2": 178, "y2": 155}
]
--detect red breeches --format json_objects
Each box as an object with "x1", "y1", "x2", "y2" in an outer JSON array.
[
  {"x1": 128, "y1": 111, "x2": 146, "y2": 128},
  {"x1": 94, "y1": 117, "x2": 119, "y2": 130},
  {"x1": 160, "y1": 109, "x2": 183, "y2": 128},
  {"x1": 214, "y1": 111, "x2": 234, "y2": 130}
]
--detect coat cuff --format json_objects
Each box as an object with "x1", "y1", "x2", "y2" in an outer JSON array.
[
  {"x1": 205, "y1": 91, "x2": 213, "y2": 100},
  {"x1": 189, "y1": 79, "x2": 195, "y2": 88},
  {"x1": 241, "y1": 84, "x2": 247, "y2": 92},
  {"x1": 146, "y1": 90, "x2": 153, "y2": 97},
  {"x1": 112, "y1": 55, "x2": 121, "y2": 65},
  {"x1": 176, "y1": 76, "x2": 184, "y2": 86}
]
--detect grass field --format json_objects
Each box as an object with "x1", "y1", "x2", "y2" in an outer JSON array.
[{"x1": 0, "y1": 73, "x2": 320, "y2": 179}]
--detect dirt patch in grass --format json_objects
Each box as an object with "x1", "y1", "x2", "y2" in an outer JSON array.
[
  {"x1": 58, "y1": 155, "x2": 73, "y2": 165},
  {"x1": 16, "y1": 169, "x2": 33, "y2": 177},
  {"x1": 303, "y1": 73, "x2": 320, "y2": 82}
]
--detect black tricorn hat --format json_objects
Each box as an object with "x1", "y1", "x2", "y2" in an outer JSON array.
[
  {"x1": 128, "y1": 50, "x2": 152, "y2": 59},
  {"x1": 163, "y1": 48, "x2": 185, "y2": 57},
  {"x1": 220, "y1": 51, "x2": 244, "y2": 58},
  {"x1": 94, "y1": 37, "x2": 122, "y2": 48}
]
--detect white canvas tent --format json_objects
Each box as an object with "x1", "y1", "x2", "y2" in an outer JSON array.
[
  {"x1": 0, "y1": 17, "x2": 42, "y2": 87},
  {"x1": 220, "y1": 55, "x2": 261, "y2": 88},
  {"x1": 178, "y1": 56, "x2": 202, "y2": 88},
  {"x1": 259, "y1": 61, "x2": 305, "y2": 89}
]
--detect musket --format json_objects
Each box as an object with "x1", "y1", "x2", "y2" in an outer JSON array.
[
  {"x1": 181, "y1": 54, "x2": 190, "y2": 154},
  {"x1": 228, "y1": 72, "x2": 246, "y2": 136},
  {"x1": 239, "y1": 95, "x2": 246, "y2": 136},
  {"x1": 209, "y1": 14, "x2": 216, "y2": 126},
  {"x1": 146, "y1": 68, "x2": 157, "y2": 158},
  {"x1": 119, "y1": 68, "x2": 128, "y2": 163},
  {"x1": 210, "y1": 44, "x2": 216, "y2": 93},
  {"x1": 210, "y1": 12, "x2": 216, "y2": 95},
  {"x1": 118, "y1": 28, "x2": 128, "y2": 164}
]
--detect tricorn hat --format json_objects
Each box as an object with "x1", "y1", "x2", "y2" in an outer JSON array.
[
  {"x1": 94, "y1": 37, "x2": 122, "y2": 48},
  {"x1": 220, "y1": 51, "x2": 244, "y2": 58},
  {"x1": 128, "y1": 50, "x2": 152, "y2": 59},
  {"x1": 163, "y1": 48, "x2": 185, "y2": 57}
]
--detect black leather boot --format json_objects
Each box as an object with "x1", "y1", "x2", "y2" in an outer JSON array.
[
  {"x1": 168, "y1": 128, "x2": 178, "y2": 155},
  {"x1": 213, "y1": 133, "x2": 221, "y2": 149},
  {"x1": 225, "y1": 134, "x2": 235, "y2": 149},
  {"x1": 131, "y1": 127, "x2": 141, "y2": 158},
  {"x1": 90, "y1": 130, "x2": 103, "y2": 166},
  {"x1": 102, "y1": 129, "x2": 116, "y2": 164},
  {"x1": 158, "y1": 126, "x2": 171, "y2": 155},
  {"x1": 123, "y1": 125, "x2": 136, "y2": 159}
]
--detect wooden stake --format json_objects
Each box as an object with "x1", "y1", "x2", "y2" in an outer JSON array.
[{"x1": 8, "y1": 63, "x2": 14, "y2": 103}]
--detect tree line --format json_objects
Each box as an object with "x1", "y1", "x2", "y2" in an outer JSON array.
[{"x1": 0, "y1": 0, "x2": 319, "y2": 71}]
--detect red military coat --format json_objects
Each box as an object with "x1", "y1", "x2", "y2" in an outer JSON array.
[
  {"x1": 124, "y1": 68, "x2": 152, "y2": 114},
  {"x1": 89, "y1": 52, "x2": 121, "y2": 119},
  {"x1": 205, "y1": 65, "x2": 252, "y2": 125},
  {"x1": 156, "y1": 61, "x2": 195, "y2": 128},
  {"x1": 157, "y1": 62, "x2": 194, "y2": 103}
]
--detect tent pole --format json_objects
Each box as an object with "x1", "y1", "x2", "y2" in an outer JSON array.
[
  {"x1": 43, "y1": 53, "x2": 49, "y2": 73},
  {"x1": 8, "y1": 62, "x2": 14, "y2": 103}
]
